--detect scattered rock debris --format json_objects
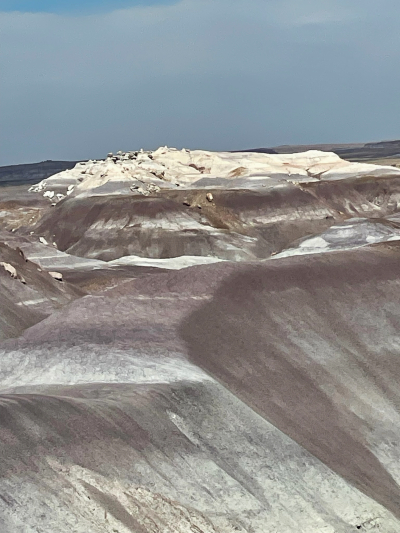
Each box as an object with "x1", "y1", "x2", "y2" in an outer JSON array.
[{"x1": 49, "y1": 271, "x2": 63, "y2": 282}]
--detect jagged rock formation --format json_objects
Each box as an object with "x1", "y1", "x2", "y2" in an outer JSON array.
[{"x1": 29, "y1": 147, "x2": 400, "y2": 203}]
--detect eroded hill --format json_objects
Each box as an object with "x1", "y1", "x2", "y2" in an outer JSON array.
[{"x1": 1, "y1": 147, "x2": 400, "y2": 532}]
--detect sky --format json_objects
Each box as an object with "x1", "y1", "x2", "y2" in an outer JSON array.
[{"x1": 1, "y1": 0, "x2": 400, "y2": 165}]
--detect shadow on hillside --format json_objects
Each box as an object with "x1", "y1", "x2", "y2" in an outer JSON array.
[{"x1": 179, "y1": 254, "x2": 400, "y2": 519}]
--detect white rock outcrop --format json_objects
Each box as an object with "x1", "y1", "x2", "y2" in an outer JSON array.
[
  {"x1": 0, "y1": 261, "x2": 26, "y2": 284},
  {"x1": 48, "y1": 271, "x2": 63, "y2": 282},
  {"x1": 0, "y1": 262, "x2": 18, "y2": 279},
  {"x1": 271, "y1": 218, "x2": 400, "y2": 259},
  {"x1": 29, "y1": 147, "x2": 400, "y2": 202}
]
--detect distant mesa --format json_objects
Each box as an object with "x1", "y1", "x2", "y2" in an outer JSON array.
[
  {"x1": 25, "y1": 146, "x2": 400, "y2": 205},
  {"x1": 2, "y1": 139, "x2": 400, "y2": 188}
]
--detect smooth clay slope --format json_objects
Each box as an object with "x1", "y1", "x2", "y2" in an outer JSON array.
[
  {"x1": 2, "y1": 148, "x2": 400, "y2": 532},
  {"x1": 1, "y1": 248, "x2": 400, "y2": 531}
]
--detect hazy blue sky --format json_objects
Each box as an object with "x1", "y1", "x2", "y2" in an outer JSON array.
[
  {"x1": 0, "y1": 0, "x2": 175, "y2": 15},
  {"x1": 1, "y1": 0, "x2": 400, "y2": 165}
]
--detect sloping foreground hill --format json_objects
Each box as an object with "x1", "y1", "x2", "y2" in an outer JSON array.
[
  {"x1": 1, "y1": 244, "x2": 400, "y2": 531},
  {"x1": 3, "y1": 146, "x2": 400, "y2": 531}
]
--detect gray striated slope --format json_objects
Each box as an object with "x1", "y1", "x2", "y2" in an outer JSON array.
[
  {"x1": 3, "y1": 146, "x2": 400, "y2": 531},
  {"x1": 0, "y1": 245, "x2": 400, "y2": 530}
]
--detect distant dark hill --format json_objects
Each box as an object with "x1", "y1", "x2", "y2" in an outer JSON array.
[
  {"x1": 269, "y1": 139, "x2": 400, "y2": 162},
  {"x1": 234, "y1": 140, "x2": 400, "y2": 163},
  {"x1": 0, "y1": 160, "x2": 79, "y2": 187},
  {"x1": 231, "y1": 147, "x2": 278, "y2": 154}
]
